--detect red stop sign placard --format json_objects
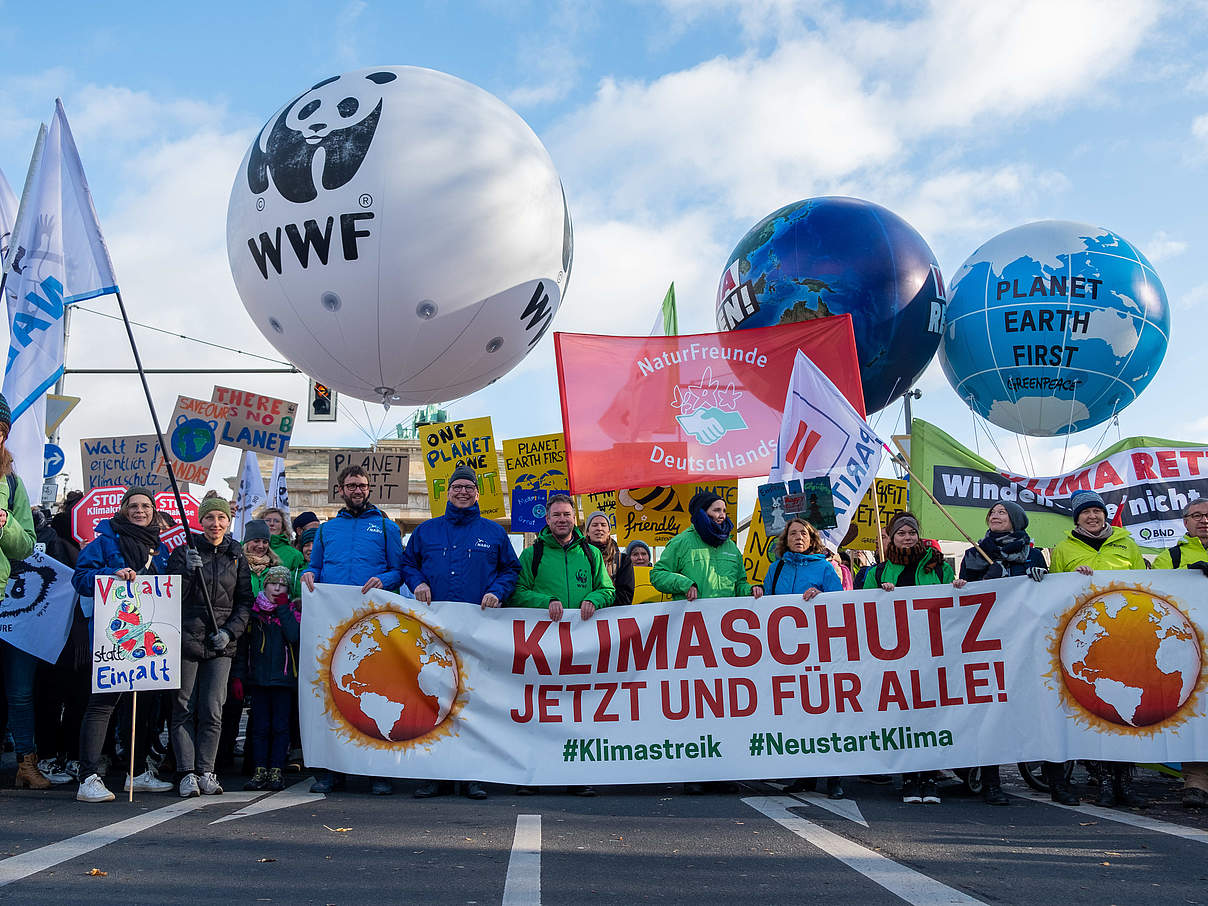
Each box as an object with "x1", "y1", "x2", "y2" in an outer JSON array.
[
  {"x1": 71, "y1": 486, "x2": 126, "y2": 545},
  {"x1": 155, "y1": 492, "x2": 201, "y2": 530}
]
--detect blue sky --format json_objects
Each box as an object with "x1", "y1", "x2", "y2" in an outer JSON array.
[{"x1": 1, "y1": 0, "x2": 1206, "y2": 501}]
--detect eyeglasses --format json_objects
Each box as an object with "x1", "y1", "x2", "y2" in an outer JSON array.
[
  {"x1": 343, "y1": 482, "x2": 370, "y2": 490},
  {"x1": 1187, "y1": 513, "x2": 1208, "y2": 521},
  {"x1": 449, "y1": 483, "x2": 477, "y2": 493}
]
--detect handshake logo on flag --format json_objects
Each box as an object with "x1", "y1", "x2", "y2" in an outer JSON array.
[{"x1": 672, "y1": 369, "x2": 749, "y2": 446}]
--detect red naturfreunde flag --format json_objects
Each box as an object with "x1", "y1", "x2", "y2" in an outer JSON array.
[
  {"x1": 771, "y1": 349, "x2": 886, "y2": 547},
  {"x1": 556, "y1": 317, "x2": 864, "y2": 493}
]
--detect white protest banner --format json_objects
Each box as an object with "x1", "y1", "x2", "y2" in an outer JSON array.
[
  {"x1": 0, "y1": 550, "x2": 76, "y2": 663},
  {"x1": 212, "y1": 386, "x2": 297, "y2": 457},
  {"x1": 771, "y1": 350, "x2": 885, "y2": 548},
  {"x1": 80, "y1": 434, "x2": 167, "y2": 492},
  {"x1": 301, "y1": 571, "x2": 1208, "y2": 784},
  {"x1": 92, "y1": 574, "x2": 181, "y2": 693}
]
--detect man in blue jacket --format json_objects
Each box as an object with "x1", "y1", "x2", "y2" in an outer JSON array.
[
  {"x1": 401, "y1": 464, "x2": 521, "y2": 801},
  {"x1": 301, "y1": 465, "x2": 406, "y2": 795}
]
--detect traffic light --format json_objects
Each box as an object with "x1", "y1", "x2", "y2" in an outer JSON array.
[{"x1": 307, "y1": 379, "x2": 338, "y2": 422}]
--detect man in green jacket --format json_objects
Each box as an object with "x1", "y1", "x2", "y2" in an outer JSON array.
[
  {"x1": 510, "y1": 495, "x2": 614, "y2": 619},
  {"x1": 1152, "y1": 497, "x2": 1208, "y2": 808}
]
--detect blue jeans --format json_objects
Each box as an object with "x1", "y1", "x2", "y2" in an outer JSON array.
[{"x1": 0, "y1": 639, "x2": 37, "y2": 756}]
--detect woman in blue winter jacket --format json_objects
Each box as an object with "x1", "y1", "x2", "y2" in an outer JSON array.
[
  {"x1": 762, "y1": 518, "x2": 843, "y2": 600},
  {"x1": 72, "y1": 487, "x2": 173, "y2": 803}
]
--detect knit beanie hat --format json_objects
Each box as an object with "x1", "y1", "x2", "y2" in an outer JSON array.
[
  {"x1": 299, "y1": 526, "x2": 318, "y2": 548},
  {"x1": 625, "y1": 540, "x2": 652, "y2": 558},
  {"x1": 1070, "y1": 489, "x2": 1107, "y2": 521},
  {"x1": 887, "y1": 511, "x2": 921, "y2": 536},
  {"x1": 585, "y1": 510, "x2": 611, "y2": 530},
  {"x1": 263, "y1": 565, "x2": 292, "y2": 588},
  {"x1": 121, "y1": 486, "x2": 155, "y2": 507},
  {"x1": 291, "y1": 511, "x2": 319, "y2": 533},
  {"x1": 449, "y1": 464, "x2": 477, "y2": 487},
  {"x1": 242, "y1": 519, "x2": 271, "y2": 542},
  {"x1": 997, "y1": 500, "x2": 1029, "y2": 532},
  {"x1": 0, "y1": 393, "x2": 10, "y2": 433},
  {"x1": 687, "y1": 489, "x2": 722, "y2": 516},
  {"x1": 198, "y1": 497, "x2": 231, "y2": 520}
]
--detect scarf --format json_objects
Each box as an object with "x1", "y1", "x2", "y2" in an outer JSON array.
[
  {"x1": 110, "y1": 513, "x2": 161, "y2": 572},
  {"x1": 691, "y1": 507, "x2": 734, "y2": 548},
  {"x1": 886, "y1": 541, "x2": 942, "y2": 578},
  {"x1": 1072, "y1": 524, "x2": 1112, "y2": 551},
  {"x1": 246, "y1": 551, "x2": 274, "y2": 574},
  {"x1": 253, "y1": 589, "x2": 292, "y2": 616},
  {"x1": 962, "y1": 530, "x2": 1031, "y2": 580},
  {"x1": 590, "y1": 537, "x2": 621, "y2": 578}
]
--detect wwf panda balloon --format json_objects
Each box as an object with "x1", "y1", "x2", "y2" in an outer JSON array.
[{"x1": 226, "y1": 66, "x2": 572, "y2": 404}]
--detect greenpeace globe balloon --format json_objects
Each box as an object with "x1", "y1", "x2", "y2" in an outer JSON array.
[
  {"x1": 939, "y1": 221, "x2": 1169, "y2": 436},
  {"x1": 715, "y1": 197, "x2": 947, "y2": 414},
  {"x1": 226, "y1": 66, "x2": 572, "y2": 404}
]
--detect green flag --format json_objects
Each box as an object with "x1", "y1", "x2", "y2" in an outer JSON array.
[
  {"x1": 910, "y1": 418, "x2": 1208, "y2": 553},
  {"x1": 651, "y1": 282, "x2": 678, "y2": 336}
]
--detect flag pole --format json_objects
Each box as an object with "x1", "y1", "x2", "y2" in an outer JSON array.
[
  {"x1": 889, "y1": 451, "x2": 992, "y2": 564},
  {"x1": 870, "y1": 486, "x2": 886, "y2": 561},
  {"x1": 113, "y1": 289, "x2": 220, "y2": 631},
  {"x1": 128, "y1": 690, "x2": 137, "y2": 802}
]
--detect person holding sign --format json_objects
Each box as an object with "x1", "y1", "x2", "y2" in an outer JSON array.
[
  {"x1": 1050, "y1": 489, "x2": 1146, "y2": 808},
  {"x1": 957, "y1": 502, "x2": 1062, "y2": 807},
  {"x1": 0, "y1": 393, "x2": 46, "y2": 790},
  {"x1": 761, "y1": 518, "x2": 843, "y2": 600},
  {"x1": 585, "y1": 510, "x2": 634, "y2": 606},
  {"x1": 167, "y1": 497, "x2": 253, "y2": 798},
  {"x1": 402, "y1": 465, "x2": 521, "y2": 801},
  {"x1": 651, "y1": 491, "x2": 761, "y2": 603},
  {"x1": 72, "y1": 487, "x2": 174, "y2": 802},
  {"x1": 857, "y1": 512, "x2": 965, "y2": 806}
]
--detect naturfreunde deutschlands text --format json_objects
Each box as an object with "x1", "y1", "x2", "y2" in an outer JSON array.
[{"x1": 508, "y1": 592, "x2": 1008, "y2": 724}]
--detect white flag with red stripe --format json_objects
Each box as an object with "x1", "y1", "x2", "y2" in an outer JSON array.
[{"x1": 771, "y1": 350, "x2": 885, "y2": 546}]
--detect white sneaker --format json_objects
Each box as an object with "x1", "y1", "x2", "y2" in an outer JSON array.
[
  {"x1": 40, "y1": 758, "x2": 74, "y2": 784},
  {"x1": 179, "y1": 772, "x2": 201, "y2": 798},
  {"x1": 125, "y1": 770, "x2": 172, "y2": 793},
  {"x1": 76, "y1": 774, "x2": 115, "y2": 803},
  {"x1": 197, "y1": 772, "x2": 223, "y2": 795}
]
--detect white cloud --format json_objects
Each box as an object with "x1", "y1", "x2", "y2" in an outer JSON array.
[
  {"x1": 1193, "y1": 112, "x2": 1208, "y2": 145},
  {"x1": 1142, "y1": 229, "x2": 1187, "y2": 263}
]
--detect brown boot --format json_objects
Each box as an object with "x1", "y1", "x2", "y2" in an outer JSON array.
[{"x1": 15, "y1": 753, "x2": 51, "y2": 790}]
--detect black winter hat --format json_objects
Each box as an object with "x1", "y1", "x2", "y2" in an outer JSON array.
[{"x1": 688, "y1": 490, "x2": 722, "y2": 516}]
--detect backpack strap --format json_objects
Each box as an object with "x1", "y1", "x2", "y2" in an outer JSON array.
[
  {"x1": 875, "y1": 560, "x2": 887, "y2": 586},
  {"x1": 1170, "y1": 543, "x2": 1182, "y2": 570},
  {"x1": 5, "y1": 473, "x2": 15, "y2": 510},
  {"x1": 769, "y1": 559, "x2": 786, "y2": 593},
  {"x1": 531, "y1": 538, "x2": 545, "y2": 575}
]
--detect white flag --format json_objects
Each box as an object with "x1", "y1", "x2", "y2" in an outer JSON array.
[
  {"x1": 269, "y1": 455, "x2": 290, "y2": 523},
  {"x1": 0, "y1": 166, "x2": 17, "y2": 263},
  {"x1": 3, "y1": 101, "x2": 118, "y2": 495},
  {"x1": 234, "y1": 451, "x2": 267, "y2": 541},
  {"x1": 771, "y1": 350, "x2": 885, "y2": 547}
]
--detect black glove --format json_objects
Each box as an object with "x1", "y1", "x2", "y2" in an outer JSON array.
[
  {"x1": 208, "y1": 629, "x2": 231, "y2": 651},
  {"x1": 185, "y1": 549, "x2": 203, "y2": 572},
  {"x1": 1191, "y1": 561, "x2": 1208, "y2": 578},
  {"x1": 1027, "y1": 566, "x2": 1048, "y2": 583}
]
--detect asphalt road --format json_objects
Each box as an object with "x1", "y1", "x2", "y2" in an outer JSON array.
[{"x1": 2, "y1": 766, "x2": 1207, "y2": 905}]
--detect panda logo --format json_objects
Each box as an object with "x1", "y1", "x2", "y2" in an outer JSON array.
[{"x1": 247, "y1": 70, "x2": 398, "y2": 204}]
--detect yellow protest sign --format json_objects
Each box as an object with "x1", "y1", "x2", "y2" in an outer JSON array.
[
  {"x1": 578, "y1": 490, "x2": 616, "y2": 529},
  {"x1": 419, "y1": 417, "x2": 504, "y2": 518},
  {"x1": 632, "y1": 565, "x2": 671, "y2": 604},
  {"x1": 502, "y1": 433, "x2": 567, "y2": 490},
  {"x1": 847, "y1": 478, "x2": 909, "y2": 550},
  {"x1": 743, "y1": 501, "x2": 776, "y2": 586},
  {"x1": 617, "y1": 481, "x2": 738, "y2": 547}
]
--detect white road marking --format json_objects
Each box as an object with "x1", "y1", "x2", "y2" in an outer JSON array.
[
  {"x1": 501, "y1": 814, "x2": 541, "y2": 906},
  {"x1": 210, "y1": 779, "x2": 326, "y2": 824},
  {"x1": 789, "y1": 789, "x2": 870, "y2": 827},
  {"x1": 0, "y1": 792, "x2": 261, "y2": 888},
  {"x1": 1010, "y1": 790, "x2": 1208, "y2": 845},
  {"x1": 742, "y1": 797, "x2": 982, "y2": 905}
]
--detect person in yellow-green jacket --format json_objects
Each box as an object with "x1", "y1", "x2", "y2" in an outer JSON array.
[
  {"x1": 651, "y1": 490, "x2": 763, "y2": 602},
  {"x1": 1152, "y1": 497, "x2": 1208, "y2": 808},
  {"x1": 509, "y1": 494, "x2": 615, "y2": 621},
  {"x1": 1050, "y1": 489, "x2": 1146, "y2": 807}
]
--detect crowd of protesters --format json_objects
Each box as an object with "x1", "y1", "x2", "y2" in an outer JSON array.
[{"x1": 2, "y1": 433, "x2": 1206, "y2": 810}]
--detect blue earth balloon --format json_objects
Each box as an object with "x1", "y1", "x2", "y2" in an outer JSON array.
[
  {"x1": 939, "y1": 220, "x2": 1170, "y2": 437},
  {"x1": 715, "y1": 196, "x2": 947, "y2": 413}
]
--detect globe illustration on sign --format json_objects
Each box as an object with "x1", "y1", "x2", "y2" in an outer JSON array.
[
  {"x1": 1058, "y1": 588, "x2": 1201, "y2": 728},
  {"x1": 715, "y1": 196, "x2": 947, "y2": 414},
  {"x1": 940, "y1": 221, "x2": 1170, "y2": 436},
  {"x1": 329, "y1": 611, "x2": 460, "y2": 742}
]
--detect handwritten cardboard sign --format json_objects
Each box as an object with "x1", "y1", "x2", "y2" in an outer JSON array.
[
  {"x1": 160, "y1": 396, "x2": 225, "y2": 484},
  {"x1": 80, "y1": 434, "x2": 167, "y2": 492},
  {"x1": 327, "y1": 450, "x2": 411, "y2": 505},
  {"x1": 419, "y1": 417, "x2": 503, "y2": 518},
  {"x1": 212, "y1": 386, "x2": 298, "y2": 457}
]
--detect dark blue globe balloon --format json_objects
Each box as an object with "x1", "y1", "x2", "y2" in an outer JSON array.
[{"x1": 715, "y1": 196, "x2": 947, "y2": 413}]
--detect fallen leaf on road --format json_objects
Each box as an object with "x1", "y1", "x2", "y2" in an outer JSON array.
[
  {"x1": 1101, "y1": 861, "x2": 1111, "y2": 866},
  {"x1": 87, "y1": 868, "x2": 107, "y2": 877},
  {"x1": 256, "y1": 858, "x2": 277, "y2": 863},
  {"x1": 322, "y1": 826, "x2": 352, "y2": 833},
  {"x1": 1079, "y1": 822, "x2": 1098, "y2": 826}
]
